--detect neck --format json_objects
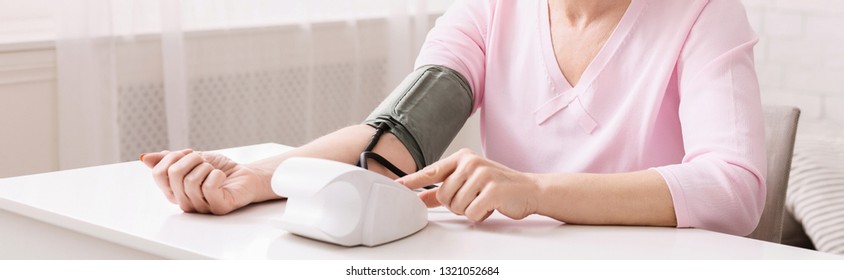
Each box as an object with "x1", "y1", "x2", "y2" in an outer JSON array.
[{"x1": 552, "y1": 0, "x2": 631, "y2": 28}]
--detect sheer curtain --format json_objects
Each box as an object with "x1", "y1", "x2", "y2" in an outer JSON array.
[{"x1": 54, "y1": 0, "x2": 451, "y2": 169}]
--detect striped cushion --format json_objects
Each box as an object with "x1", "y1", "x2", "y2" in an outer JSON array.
[{"x1": 785, "y1": 123, "x2": 844, "y2": 254}]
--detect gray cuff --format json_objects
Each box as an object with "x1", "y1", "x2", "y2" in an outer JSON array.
[{"x1": 363, "y1": 65, "x2": 474, "y2": 171}]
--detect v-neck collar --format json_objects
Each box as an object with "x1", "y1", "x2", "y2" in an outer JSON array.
[
  {"x1": 538, "y1": 0, "x2": 643, "y2": 92},
  {"x1": 534, "y1": 0, "x2": 644, "y2": 126}
]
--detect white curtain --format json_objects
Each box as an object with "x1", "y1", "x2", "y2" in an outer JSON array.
[{"x1": 54, "y1": 0, "x2": 451, "y2": 169}]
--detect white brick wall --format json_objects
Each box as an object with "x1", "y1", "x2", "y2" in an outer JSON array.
[{"x1": 742, "y1": 0, "x2": 844, "y2": 124}]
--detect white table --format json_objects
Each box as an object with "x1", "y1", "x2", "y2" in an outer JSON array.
[{"x1": 0, "y1": 143, "x2": 839, "y2": 259}]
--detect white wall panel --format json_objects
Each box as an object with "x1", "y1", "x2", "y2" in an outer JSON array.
[
  {"x1": 0, "y1": 50, "x2": 57, "y2": 178},
  {"x1": 743, "y1": 0, "x2": 844, "y2": 125}
]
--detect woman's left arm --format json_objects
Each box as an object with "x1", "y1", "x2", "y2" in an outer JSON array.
[{"x1": 646, "y1": 0, "x2": 767, "y2": 236}]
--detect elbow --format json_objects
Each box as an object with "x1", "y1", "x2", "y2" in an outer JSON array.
[
  {"x1": 733, "y1": 170, "x2": 766, "y2": 237},
  {"x1": 662, "y1": 156, "x2": 766, "y2": 236},
  {"x1": 700, "y1": 159, "x2": 767, "y2": 237}
]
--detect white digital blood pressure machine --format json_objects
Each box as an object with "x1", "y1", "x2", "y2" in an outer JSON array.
[{"x1": 272, "y1": 157, "x2": 428, "y2": 247}]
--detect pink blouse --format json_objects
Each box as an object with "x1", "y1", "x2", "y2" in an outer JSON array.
[{"x1": 415, "y1": 0, "x2": 767, "y2": 236}]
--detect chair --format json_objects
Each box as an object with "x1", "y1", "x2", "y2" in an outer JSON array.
[{"x1": 747, "y1": 106, "x2": 801, "y2": 243}]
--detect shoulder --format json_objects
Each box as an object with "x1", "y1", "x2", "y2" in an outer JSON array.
[
  {"x1": 643, "y1": 0, "x2": 746, "y2": 12},
  {"x1": 639, "y1": 0, "x2": 757, "y2": 54},
  {"x1": 699, "y1": 0, "x2": 751, "y2": 14},
  {"x1": 442, "y1": 0, "x2": 497, "y2": 17},
  {"x1": 694, "y1": 0, "x2": 755, "y2": 33},
  {"x1": 440, "y1": 0, "x2": 531, "y2": 24},
  {"x1": 640, "y1": 0, "x2": 751, "y2": 30},
  {"x1": 435, "y1": 0, "x2": 533, "y2": 42},
  {"x1": 436, "y1": 0, "x2": 498, "y2": 32},
  {"x1": 683, "y1": 0, "x2": 757, "y2": 51}
]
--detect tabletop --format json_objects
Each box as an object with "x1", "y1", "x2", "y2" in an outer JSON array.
[{"x1": 0, "y1": 143, "x2": 839, "y2": 259}]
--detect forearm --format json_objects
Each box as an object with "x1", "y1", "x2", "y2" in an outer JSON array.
[
  {"x1": 246, "y1": 124, "x2": 415, "y2": 202},
  {"x1": 534, "y1": 169, "x2": 677, "y2": 227}
]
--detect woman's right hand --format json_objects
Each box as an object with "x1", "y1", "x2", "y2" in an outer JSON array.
[{"x1": 140, "y1": 149, "x2": 269, "y2": 215}]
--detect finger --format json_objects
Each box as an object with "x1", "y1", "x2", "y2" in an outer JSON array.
[
  {"x1": 396, "y1": 152, "x2": 463, "y2": 189},
  {"x1": 143, "y1": 152, "x2": 172, "y2": 202},
  {"x1": 183, "y1": 162, "x2": 214, "y2": 213},
  {"x1": 202, "y1": 169, "x2": 231, "y2": 215},
  {"x1": 141, "y1": 149, "x2": 191, "y2": 168},
  {"x1": 151, "y1": 151, "x2": 187, "y2": 203},
  {"x1": 167, "y1": 152, "x2": 204, "y2": 212},
  {"x1": 464, "y1": 188, "x2": 494, "y2": 223},
  {"x1": 418, "y1": 188, "x2": 441, "y2": 208},
  {"x1": 436, "y1": 163, "x2": 471, "y2": 212},
  {"x1": 448, "y1": 170, "x2": 486, "y2": 215},
  {"x1": 479, "y1": 210, "x2": 494, "y2": 222},
  {"x1": 199, "y1": 152, "x2": 236, "y2": 175},
  {"x1": 140, "y1": 151, "x2": 167, "y2": 169}
]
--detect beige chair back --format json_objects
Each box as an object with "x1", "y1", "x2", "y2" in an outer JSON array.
[{"x1": 747, "y1": 106, "x2": 800, "y2": 243}]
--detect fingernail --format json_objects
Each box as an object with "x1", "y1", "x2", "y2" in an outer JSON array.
[{"x1": 139, "y1": 153, "x2": 146, "y2": 161}]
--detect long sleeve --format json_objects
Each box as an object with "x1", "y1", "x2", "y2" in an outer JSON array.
[
  {"x1": 414, "y1": 0, "x2": 492, "y2": 111},
  {"x1": 653, "y1": 0, "x2": 767, "y2": 236},
  {"x1": 416, "y1": 0, "x2": 767, "y2": 236}
]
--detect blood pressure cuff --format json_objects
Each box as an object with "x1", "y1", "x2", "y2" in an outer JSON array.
[{"x1": 363, "y1": 65, "x2": 474, "y2": 171}]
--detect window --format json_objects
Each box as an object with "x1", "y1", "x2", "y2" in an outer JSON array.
[
  {"x1": 0, "y1": 0, "x2": 453, "y2": 49},
  {"x1": 0, "y1": 0, "x2": 54, "y2": 46}
]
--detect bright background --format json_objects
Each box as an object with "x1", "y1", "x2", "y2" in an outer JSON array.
[{"x1": 0, "y1": 0, "x2": 842, "y2": 178}]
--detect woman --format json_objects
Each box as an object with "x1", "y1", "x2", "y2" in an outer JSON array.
[{"x1": 141, "y1": 0, "x2": 766, "y2": 236}]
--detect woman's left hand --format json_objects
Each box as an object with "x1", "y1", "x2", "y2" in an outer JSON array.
[{"x1": 396, "y1": 149, "x2": 543, "y2": 222}]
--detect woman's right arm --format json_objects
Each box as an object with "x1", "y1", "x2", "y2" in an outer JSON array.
[
  {"x1": 141, "y1": 124, "x2": 415, "y2": 215},
  {"x1": 143, "y1": 0, "x2": 491, "y2": 215}
]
